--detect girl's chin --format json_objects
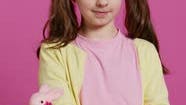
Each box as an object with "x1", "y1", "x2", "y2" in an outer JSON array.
[{"x1": 92, "y1": 20, "x2": 112, "y2": 27}]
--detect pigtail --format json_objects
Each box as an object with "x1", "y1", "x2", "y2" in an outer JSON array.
[
  {"x1": 124, "y1": 0, "x2": 169, "y2": 74},
  {"x1": 45, "y1": 0, "x2": 78, "y2": 46},
  {"x1": 37, "y1": 0, "x2": 79, "y2": 58}
]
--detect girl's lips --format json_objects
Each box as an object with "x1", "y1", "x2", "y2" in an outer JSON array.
[{"x1": 93, "y1": 11, "x2": 110, "y2": 18}]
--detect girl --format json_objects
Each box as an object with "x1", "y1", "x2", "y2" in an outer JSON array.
[{"x1": 30, "y1": 0, "x2": 170, "y2": 105}]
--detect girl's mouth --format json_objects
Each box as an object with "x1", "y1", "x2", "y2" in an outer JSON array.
[{"x1": 93, "y1": 11, "x2": 110, "y2": 18}]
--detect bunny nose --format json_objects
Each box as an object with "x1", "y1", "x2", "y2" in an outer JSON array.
[{"x1": 44, "y1": 101, "x2": 52, "y2": 105}]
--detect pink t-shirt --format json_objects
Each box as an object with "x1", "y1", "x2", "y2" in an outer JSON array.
[{"x1": 73, "y1": 29, "x2": 142, "y2": 105}]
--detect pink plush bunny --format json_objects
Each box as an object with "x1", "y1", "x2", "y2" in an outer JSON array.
[{"x1": 29, "y1": 84, "x2": 64, "y2": 105}]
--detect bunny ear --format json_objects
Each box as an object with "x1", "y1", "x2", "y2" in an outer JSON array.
[
  {"x1": 39, "y1": 84, "x2": 50, "y2": 93},
  {"x1": 45, "y1": 88, "x2": 64, "y2": 101}
]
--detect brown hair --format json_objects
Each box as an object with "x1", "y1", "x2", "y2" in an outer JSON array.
[{"x1": 37, "y1": 0, "x2": 170, "y2": 74}]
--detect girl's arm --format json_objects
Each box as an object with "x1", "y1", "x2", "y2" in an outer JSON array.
[
  {"x1": 134, "y1": 38, "x2": 170, "y2": 105},
  {"x1": 36, "y1": 43, "x2": 76, "y2": 105}
]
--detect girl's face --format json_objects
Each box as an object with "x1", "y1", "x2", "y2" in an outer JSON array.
[{"x1": 74, "y1": 0, "x2": 122, "y2": 28}]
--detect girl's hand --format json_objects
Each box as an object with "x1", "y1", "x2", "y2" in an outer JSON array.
[{"x1": 29, "y1": 84, "x2": 64, "y2": 105}]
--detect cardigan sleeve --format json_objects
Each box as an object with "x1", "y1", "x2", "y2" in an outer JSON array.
[
  {"x1": 38, "y1": 43, "x2": 76, "y2": 105},
  {"x1": 134, "y1": 38, "x2": 170, "y2": 105}
]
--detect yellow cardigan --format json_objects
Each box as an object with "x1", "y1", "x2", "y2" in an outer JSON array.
[{"x1": 38, "y1": 38, "x2": 170, "y2": 105}]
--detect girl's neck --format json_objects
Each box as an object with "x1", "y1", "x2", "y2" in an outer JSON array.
[{"x1": 78, "y1": 23, "x2": 118, "y2": 41}]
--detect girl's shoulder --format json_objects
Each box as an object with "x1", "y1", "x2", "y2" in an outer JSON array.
[
  {"x1": 133, "y1": 38, "x2": 156, "y2": 50},
  {"x1": 133, "y1": 38, "x2": 158, "y2": 57},
  {"x1": 40, "y1": 41, "x2": 81, "y2": 51},
  {"x1": 40, "y1": 41, "x2": 87, "y2": 57},
  {"x1": 132, "y1": 37, "x2": 160, "y2": 67}
]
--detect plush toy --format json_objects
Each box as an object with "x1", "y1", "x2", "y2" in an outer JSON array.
[{"x1": 29, "y1": 84, "x2": 64, "y2": 105}]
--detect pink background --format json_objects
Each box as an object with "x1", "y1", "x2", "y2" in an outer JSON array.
[{"x1": 0, "y1": 0, "x2": 185, "y2": 104}]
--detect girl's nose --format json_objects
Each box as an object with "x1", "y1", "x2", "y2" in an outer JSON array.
[{"x1": 96, "y1": 0, "x2": 108, "y2": 7}]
